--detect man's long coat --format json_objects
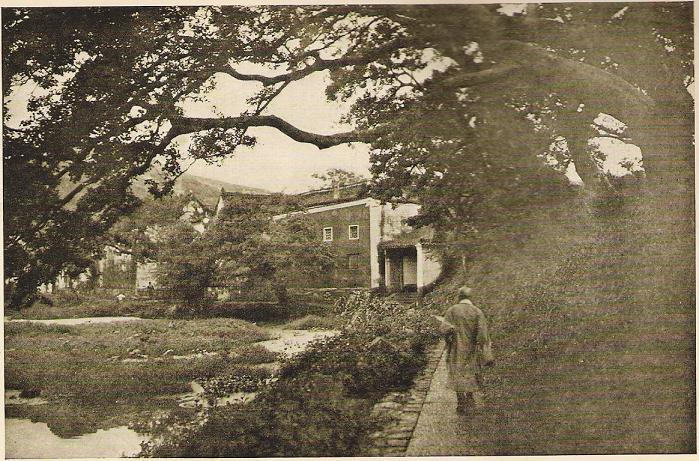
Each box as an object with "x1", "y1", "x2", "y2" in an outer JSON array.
[{"x1": 440, "y1": 299, "x2": 491, "y2": 393}]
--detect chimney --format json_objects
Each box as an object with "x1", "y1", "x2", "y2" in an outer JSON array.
[{"x1": 333, "y1": 183, "x2": 340, "y2": 200}]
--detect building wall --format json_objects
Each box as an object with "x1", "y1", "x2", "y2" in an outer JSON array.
[
  {"x1": 380, "y1": 203, "x2": 421, "y2": 239},
  {"x1": 97, "y1": 246, "x2": 135, "y2": 289},
  {"x1": 417, "y1": 244, "x2": 442, "y2": 290},
  {"x1": 300, "y1": 203, "x2": 372, "y2": 288}
]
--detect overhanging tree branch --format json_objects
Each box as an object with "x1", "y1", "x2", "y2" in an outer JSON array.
[
  {"x1": 169, "y1": 114, "x2": 371, "y2": 149},
  {"x1": 221, "y1": 41, "x2": 404, "y2": 85},
  {"x1": 442, "y1": 63, "x2": 521, "y2": 88}
]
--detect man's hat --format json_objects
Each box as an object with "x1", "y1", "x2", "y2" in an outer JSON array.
[{"x1": 458, "y1": 286, "x2": 472, "y2": 299}]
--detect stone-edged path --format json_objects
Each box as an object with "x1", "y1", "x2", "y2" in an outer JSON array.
[
  {"x1": 406, "y1": 347, "x2": 477, "y2": 456},
  {"x1": 361, "y1": 342, "x2": 444, "y2": 456},
  {"x1": 364, "y1": 339, "x2": 494, "y2": 457}
]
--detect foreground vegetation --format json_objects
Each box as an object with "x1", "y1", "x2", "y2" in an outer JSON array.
[
  {"x1": 5, "y1": 319, "x2": 275, "y2": 407},
  {"x1": 145, "y1": 294, "x2": 439, "y2": 457},
  {"x1": 5, "y1": 299, "x2": 417, "y2": 453}
]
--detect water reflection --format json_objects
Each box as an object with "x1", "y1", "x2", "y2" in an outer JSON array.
[
  {"x1": 4, "y1": 326, "x2": 338, "y2": 458},
  {"x1": 5, "y1": 418, "x2": 147, "y2": 458}
]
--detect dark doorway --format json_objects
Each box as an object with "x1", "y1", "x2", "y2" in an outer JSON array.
[{"x1": 384, "y1": 246, "x2": 417, "y2": 292}]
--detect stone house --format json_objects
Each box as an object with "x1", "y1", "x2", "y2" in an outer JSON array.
[
  {"x1": 270, "y1": 183, "x2": 442, "y2": 294},
  {"x1": 41, "y1": 196, "x2": 212, "y2": 294}
]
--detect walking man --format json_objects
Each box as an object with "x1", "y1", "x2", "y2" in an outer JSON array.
[{"x1": 439, "y1": 285, "x2": 493, "y2": 414}]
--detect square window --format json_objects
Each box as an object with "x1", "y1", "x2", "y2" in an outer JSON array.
[
  {"x1": 323, "y1": 227, "x2": 333, "y2": 242},
  {"x1": 348, "y1": 225, "x2": 359, "y2": 240}
]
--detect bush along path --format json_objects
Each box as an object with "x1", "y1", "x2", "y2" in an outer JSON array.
[
  {"x1": 143, "y1": 294, "x2": 440, "y2": 457},
  {"x1": 361, "y1": 342, "x2": 444, "y2": 456}
]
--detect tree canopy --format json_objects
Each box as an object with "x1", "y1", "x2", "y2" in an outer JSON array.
[
  {"x1": 3, "y1": 4, "x2": 693, "y2": 307},
  {"x1": 312, "y1": 168, "x2": 367, "y2": 188},
  {"x1": 155, "y1": 196, "x2": 336, "y2": 307}
]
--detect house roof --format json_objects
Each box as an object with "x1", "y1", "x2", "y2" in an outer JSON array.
[
  {"x1": 294, "y1": 181, "x2": 370, "y2": 207},
  {"x1": 216, "y1": 190, "x2": 298, "y2": 218}
]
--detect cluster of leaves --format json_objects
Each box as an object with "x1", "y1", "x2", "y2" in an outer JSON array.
[
  {"x1": 334, "y1": 291, "x2": 439, "y2": 349},
  {"x1": 279, "y1": 332, "x2": 427, "y2": 397},
  {"x1": 3, "y1": 7, "x2": 220, "y2": 308},
  {"x1": 155, "y1": 222, "x2": 217, "y2": 307},
  {"x1": 145, "y1": 372, "x2": 374, "y2": 458},
  {"x1": 324, "y1": 3, "x2": 693, "y2": 247},
  {"x1": 154, "y1": 196, "x2": 337, "y2": 307},
  {"x1": 311, "y1": 168, "x2": 367, "y2": 188},
  {"x1": 201, "y1": 367, "x2": 274, "y2": 398},
  {"x1": 146, "y1": 295, "x2": 438, "y2": 457},
  {"x1": 107, "y1": 194, "x2": 197, "y2": 261}
]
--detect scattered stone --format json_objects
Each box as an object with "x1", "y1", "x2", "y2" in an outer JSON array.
[
  {"x1": 376, "y1": 401, "x2": 402, "y2": 410},
  {"x1": 19, "y1": 388, "x2": 40, "y2": 398}
]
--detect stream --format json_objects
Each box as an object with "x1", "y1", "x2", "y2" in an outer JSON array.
[{"x1": 5, "y1": 317, "x2": 339, "y2": 459}]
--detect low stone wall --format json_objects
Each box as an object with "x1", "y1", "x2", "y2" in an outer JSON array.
[
  {"x1": 361, "y1": 341, "x2": 444, "y2": 456},
  {"x1": 289, "y1": 287, "x2": 372, "y2": 306}
]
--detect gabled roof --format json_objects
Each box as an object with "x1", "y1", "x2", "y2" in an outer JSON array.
[
  {"x1": 294, "y1": 181, "x2": 370, "y2": 207},
  {"x1": 215, "y1": 189, "x2": 297, "y2": 218}
]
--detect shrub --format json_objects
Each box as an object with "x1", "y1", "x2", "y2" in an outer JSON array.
[
  {"x1": 334, "y1": 291, "x2": 440, "y2": 350},
  {"x1": 201, "y1": 365, "x2": 274, "y2": 398},
  {"x1": 148, "y1": 374, "x2": 375, "y2": 458},
  {"x1": 279, "y1": 333, "x2": 426, "y2": 397},
  {"x1": 146, "y1": 294, "x2": 439, "y2": 457}
]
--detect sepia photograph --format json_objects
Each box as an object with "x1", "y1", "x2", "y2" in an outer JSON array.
[{"x1": 2, "y1": 2, "x2": 695, "y2": 457}]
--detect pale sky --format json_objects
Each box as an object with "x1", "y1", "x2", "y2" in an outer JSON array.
[
  {"x1": 177, "y1": 70, "x2": 371, "y2": 193},
  {"x1": 5, "y1": 66, "x2": 372, "y2": 193}
]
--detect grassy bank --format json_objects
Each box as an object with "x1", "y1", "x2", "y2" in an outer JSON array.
[
  {"x1": 5, "y1": 318, "x2": 275, "y2": 405},
  {"x1": 426, "y1": 188, "x2": 695, "y2": 454}
]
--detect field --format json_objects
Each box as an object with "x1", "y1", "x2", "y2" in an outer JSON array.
[{"x1": 5, "y1": 318, "x2": 278, "y2": 437}]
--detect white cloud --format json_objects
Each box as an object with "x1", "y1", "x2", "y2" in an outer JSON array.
[{"x1": 497, "y1": 4, "x2": 527, "y2": 16}]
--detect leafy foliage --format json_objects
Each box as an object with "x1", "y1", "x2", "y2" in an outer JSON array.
[
  {"x1": 155, "y1": 222, "x2": 216, "y2": 308},
  {"x1": 108, "y1": 194, "x2": 195, "y2": 262},
  {"x1": 312, "y1": 168, "x2": 367, "y2": 188},
  {"x1": 4, "y1": 4, "x2": 693, "y2": 310},
  {"x1": 207, "y1": 199, "x2": 337, "y2": 304},
  {"x1": 146, "y1": 295, "x2": 438, "y2": 457}
]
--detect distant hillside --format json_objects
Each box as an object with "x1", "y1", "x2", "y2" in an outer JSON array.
[{"x1": 131, "y1": 173, "x2": 269, "y2": 209}]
